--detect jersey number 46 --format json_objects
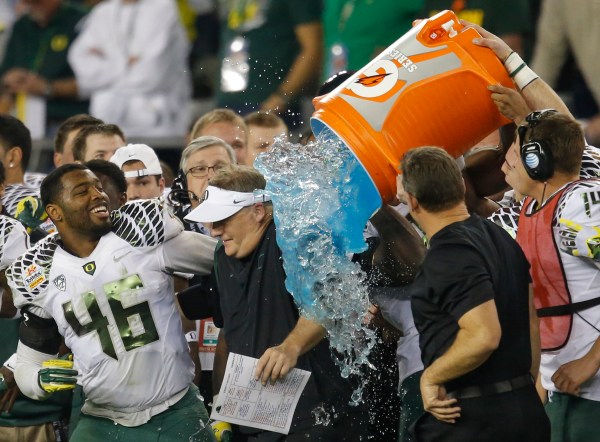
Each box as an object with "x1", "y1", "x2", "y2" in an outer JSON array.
[{"x1": 61, "y1": 274, "x2": 159, "y2": 359}]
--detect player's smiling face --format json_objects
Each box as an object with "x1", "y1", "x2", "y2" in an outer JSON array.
[{"x1": 59, "y1": 169, "x2": 112, "y2": 237}]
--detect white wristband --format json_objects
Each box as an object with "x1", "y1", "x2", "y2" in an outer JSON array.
[
  {"x1": 513, "y1": 65, "x2": 539, "y2": 90},
  {"x1": 3, "y1": 353, "x2": 18, "y2": 372},
  {"x1": 503, "y1": 51, "x2": 522, "y2": 74},
  {"x1": 185, "y1": 330, "x2": 198, "y2": 343},
  {"x1": 503, "y1": 51, "x2": 539, "y2": 90}
]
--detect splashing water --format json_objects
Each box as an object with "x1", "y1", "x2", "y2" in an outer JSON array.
[
  {"x1": 255, "y1": 127, "x2": 383, "y2": 405},
  {"x1": 312, "y1": 404, "x2": 338, "y2": 427}
]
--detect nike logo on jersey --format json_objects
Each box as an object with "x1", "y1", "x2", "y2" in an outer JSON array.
[{"x1": 113, "y1": 251, "x2": 133, "y2": 262}]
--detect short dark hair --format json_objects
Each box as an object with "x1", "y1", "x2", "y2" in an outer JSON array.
[
  {"x1": 85, "y1": 159, "x2": 127, "y2": 194},
  {"x1": 72, "y1": 124, "x2": 126, "y2": 161},
  {"x1": 41, "y1": 163, "x2": 89, "y2": 208},
  {"x1": 0, "y1": 114, "x2": 32, "y2": 170},
  {"x1": 54, "y1": 114, "x2": 104, "y2": 154},
  {"x1": 401, "y1": 147, "x2": 465, "y2": 212},
  {"x1": 523, "y1": 113, "x2": 585, "y2": 176},
  {"x1": 0, "y1": 162, "x2": 5, "y2": 185},
  {"x1": 159, "y1": 160, "x2": 175, "y2": 188}
]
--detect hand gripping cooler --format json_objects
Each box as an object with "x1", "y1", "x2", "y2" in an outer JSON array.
[{"x1": 311, "y1": 10, "x2": 513, "y2": 203}]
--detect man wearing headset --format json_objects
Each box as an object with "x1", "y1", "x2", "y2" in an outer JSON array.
[
  {"x1": 469, "y1": 20, "x2": 600, "y2": 441},
  {"x1": 167, "y1": 136, "x2": 236, "y2": 428},
  {"x1": 503, "y1": 109, "x2": 600, "y2": 442}
]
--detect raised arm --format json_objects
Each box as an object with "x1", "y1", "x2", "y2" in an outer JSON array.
[
  {"x1": 161, "y1": 231, "x2": 217, "y2": 276},
  {"x1": 465, "y1": 20, "x2": 572, "y2": 119}
]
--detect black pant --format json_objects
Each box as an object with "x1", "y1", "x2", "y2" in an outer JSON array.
[
  {"x1": 238, "y1": 403, "x2": 368, "y2": 442},
  {"x1": 413, "y1": 384, "x2": 550, "y2": 442}
]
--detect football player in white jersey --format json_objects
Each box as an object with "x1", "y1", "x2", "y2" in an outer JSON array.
[
  {"x1": 0, "y1": 115, "x2": 40, "y2": 218},
  {"x1": 0, "y1": 215, "x2": 29, "y2": 316},
  {"x1": 0, "y1": 196, "x2": 73, "y2": 442},
  {"x1": 110, "y1": 143, "x2": 203, "y2": 388},
  {"x1": 7, "y1": 163, "x2": 218, "y2": 441}
]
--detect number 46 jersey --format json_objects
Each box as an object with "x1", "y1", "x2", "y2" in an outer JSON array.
[{"x1": 7, "y1": 200, "x2": 217, "y2": 419}]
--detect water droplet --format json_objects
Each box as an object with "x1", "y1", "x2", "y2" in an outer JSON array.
[{"x1": 255, "y1": 128, "x2": 382, "y2": 409}]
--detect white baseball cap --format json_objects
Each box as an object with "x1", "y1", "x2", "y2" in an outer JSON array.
[
  {"x1": 184, "y1": 185, "x2": 271, "y2": 223},
  {"x1": 110, "y1": 144, "x2": 162, "y2": 178}
]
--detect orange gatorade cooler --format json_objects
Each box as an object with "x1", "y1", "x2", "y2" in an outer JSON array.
[{"x1": 311, "y1": 10, "x2": 513, "y2": 203}]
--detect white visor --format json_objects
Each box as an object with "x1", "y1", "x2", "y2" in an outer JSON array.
[{"x1": 184, "y1": 186, "x2": 271, "y2": 223}]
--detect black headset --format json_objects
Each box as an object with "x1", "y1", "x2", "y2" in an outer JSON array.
[
  {"x1": 166, "y1": 169, "x2": 196, "y2": 207},
  {"x1": 518, "y1": 109, "x2": 558, "y2": 181},
  {"x1": 167, "y1": 169, "x2": 206, "y2": 229},
  {"x1": 520, "y1": 140, "x2": 554, "y2": 181}
]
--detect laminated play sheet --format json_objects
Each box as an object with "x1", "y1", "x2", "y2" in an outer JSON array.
[{"x1": 211, "y1": 353, "x2": 311, "y2": 434}]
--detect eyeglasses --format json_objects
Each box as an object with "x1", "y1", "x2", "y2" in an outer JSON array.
[
  {"x1": 185, "y1": 164, "x2": 229, "y2": 178},
  {"x1": 518, "y1": 109, "x2": 558, "y2": 147}
]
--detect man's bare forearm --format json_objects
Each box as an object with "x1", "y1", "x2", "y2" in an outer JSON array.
[
  {"x1": 281, "y1": 316, "x2": 326, "y2": 356},
  {"x1": 425, "y1": 300, "x2": 500, "y2": 385}
]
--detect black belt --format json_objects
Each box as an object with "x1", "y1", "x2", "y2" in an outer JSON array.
[
  {"x1": 447, "y1": 374, "x2": 533, "y2": 400},
  {"x1": 537, "y1": 296, "x2": 600, "y2": 317}
]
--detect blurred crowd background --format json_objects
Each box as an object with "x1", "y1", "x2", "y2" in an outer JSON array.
[{"x1": 0, "y1": 0, "x2": 597, "y2": 173}]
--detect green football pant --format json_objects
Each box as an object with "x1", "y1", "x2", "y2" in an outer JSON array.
[
  {"x1": 546, "y1": 391, "x2": 600, "y2": 442},
  {"x1": 70, "y1": 385, "x2": 216, "y2": 442}
]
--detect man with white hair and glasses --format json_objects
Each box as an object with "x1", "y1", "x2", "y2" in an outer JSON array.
[{"x1": 168, "y1": 136, "x2": 236, "y2": 425}]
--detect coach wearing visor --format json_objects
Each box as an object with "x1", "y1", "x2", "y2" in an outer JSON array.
[{"x1": 184, "y1": 165, "x2": 366, "y2": 441}]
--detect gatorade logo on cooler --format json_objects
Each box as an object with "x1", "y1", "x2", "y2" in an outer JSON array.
[
  {"x1": 312, "y1": 9, "x2": 514, "y2": 201},
  {"x1": 344, "y1": 55, "x2": 414, "y2": 102},
  {"x1": 346, "y1": 60, "x2": 399, "y2": 99}
]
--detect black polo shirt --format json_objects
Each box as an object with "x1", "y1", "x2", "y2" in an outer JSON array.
[
  {"x1": 213, "y1": 222, "x2": 355, "y2": 432},
  {"x1": 409, "y1": 215, "x2": 532, "y2": 392}
]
